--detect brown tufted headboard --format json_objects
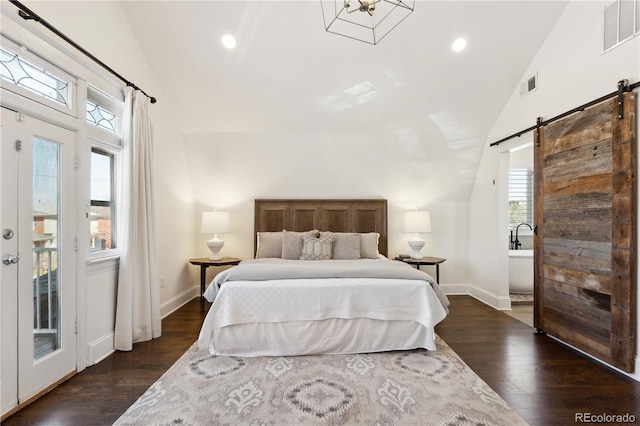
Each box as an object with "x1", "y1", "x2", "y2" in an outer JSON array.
[{"x1": 254, "y1": 199, "x2": 388, "y2": 257}]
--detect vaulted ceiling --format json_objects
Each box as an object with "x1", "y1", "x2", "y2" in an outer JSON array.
[{"x1": 119, "y1": 1, "x2": 567, "y2": 197}]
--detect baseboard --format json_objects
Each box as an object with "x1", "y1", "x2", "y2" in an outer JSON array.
[
  {"x1": 86, "y1": 333, "x2": 115, "y2": 366},
  {"x1": 469, "y1": 286, "x2": 512, "y2": 310},
  {"x1": 440, "y1": 283, "x2": 512, "y2": 310},
  {"x1": 439, "y1": 283, "x2": 471, "y2": 295},
  {"x1": 160, "y1": 285, "x2": 200, "y2": 319},
  {"x1": 83, "y1": 287, "x2": 199, "y2": 367}
]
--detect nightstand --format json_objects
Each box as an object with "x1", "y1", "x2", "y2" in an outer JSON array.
[
  {"x1": 395, "y1": 256, "x2": 446, "y2": 283},
  {"x1": 189, "y1": 257, "x2": 241, "y2": 309}
]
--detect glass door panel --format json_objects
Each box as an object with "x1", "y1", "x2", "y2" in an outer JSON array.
[{"x1": 32, "y1": 138, "x2": 61, "y2": 360}]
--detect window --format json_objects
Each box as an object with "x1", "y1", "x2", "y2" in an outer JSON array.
[
  {"x1": 0, "y1": 38, "x2": 73, "y2": 113},
  {"x1": 86, "y1": 100, "x2": 116, "y2": 133},
  {"x1": 603, "y1": 0, "x2": 640, "y2": 51},
  {"x1": 509, "y1": 168, "x2": 534, "y2": 230},
  {"x1": 87, "y1": 87, "x2": 122, "y2": 256},
  {"x1": 86, "y1": 85, "x2": 122, "y2": 138},
  {"x1": 90, "y1": 148, "x2": 116, "y2": 251}
]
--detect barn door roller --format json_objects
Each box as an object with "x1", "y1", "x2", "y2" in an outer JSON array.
[{"x1": 617, "y1": 79, "x2": 629, "y2": 120}]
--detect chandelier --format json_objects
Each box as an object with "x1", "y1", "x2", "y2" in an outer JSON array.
[{"x1": 321, "y1": 0, "x2": 415, "y2": 45}]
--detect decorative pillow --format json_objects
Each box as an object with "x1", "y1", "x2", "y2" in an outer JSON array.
[
  {"x1": 255, "y1": 231, "x2": 283, "y2": 258},
  {"x1": 359, "y1": 232, "x2": 380, "y2": 259},
  {"x1": 299, "y1": 234, "x2": 334, "y2": 260},
  {"x1": 319, "y1": 232, "x2": 361, "y2": 259},
  {"x1": 281, "y1": 230, "x2": 319, "y2": 259}
]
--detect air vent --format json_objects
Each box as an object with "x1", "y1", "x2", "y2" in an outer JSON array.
[{"x1": 520, "y1": 73, "x2": 538, "y2": 98}]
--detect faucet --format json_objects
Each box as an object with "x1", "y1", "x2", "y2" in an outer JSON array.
[{"x1": 513, "y1": 223, "x2": 532, "y2": 250}]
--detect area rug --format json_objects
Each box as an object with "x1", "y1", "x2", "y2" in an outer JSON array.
[{"x1": 114, "y1": 336, "x2": 528, "y2": 425}]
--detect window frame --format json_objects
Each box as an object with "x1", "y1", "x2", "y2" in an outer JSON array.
[
  {"x1": 508, "y1": 167, "x2": 534, "y2": 231},
  {"x1": 88, "y1": 141, "x2": 119, "y2": 258},
  {"x1": 603, "y1": 0, "x2": 640, "y2": 52},
  {"x1": 85, "y1": 84, "x2": 123, "y2": 259},
  {"x1": 0, "y1": 35, "x2": 77, "y2": 116},
  {"x1": 87, "y1": 84, "x2": 123, "y2": 137}
]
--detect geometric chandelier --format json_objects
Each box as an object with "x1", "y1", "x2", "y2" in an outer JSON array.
[{"x1": 321, "y1": 0, "x2": 415, "y2": 45}]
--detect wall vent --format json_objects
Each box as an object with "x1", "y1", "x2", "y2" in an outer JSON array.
[
  {"x1": 603, "y1": 0, "x2": 639, "y2": 52},
  {"x1": 520, "y1": 73, "x2": 538, "y2": 98}
]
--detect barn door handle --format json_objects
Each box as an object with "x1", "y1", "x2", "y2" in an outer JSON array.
[{"x1": 533, "y1": 225, "x2": 538, "y2": 236}]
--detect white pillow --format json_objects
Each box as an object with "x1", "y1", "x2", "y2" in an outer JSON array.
[
  {"x1": 281, "y1": 230, "x2": 319, "y2": 259},
  {"x1": 320, "y1": 232, "x2": 361, "y2": 259},
  {"x1": 359, "y1": 232, "x2": 380, "y2": 259},
  {"x1": 255, "y1": 232, "x2": 283, "y2": 258}
]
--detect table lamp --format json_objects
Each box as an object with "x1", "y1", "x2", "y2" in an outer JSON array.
[
  {"x1": 201, "y1": 210, "x2": 230, "y2": 260},
  {"x1": 404, "y1": 210, "x2": 431, "y2": 259}
]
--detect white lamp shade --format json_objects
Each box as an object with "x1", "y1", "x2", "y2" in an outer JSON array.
[
  {"x1": 404, "y1": 211, "x2": 431, "y2": 233},
  {"x1": 201, "y1": 211, "x2": 230, "y2": 234}
]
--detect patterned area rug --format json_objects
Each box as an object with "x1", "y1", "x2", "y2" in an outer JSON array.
[{"x1": 114, "y1": 336, "x2": 528, "y2": 425}]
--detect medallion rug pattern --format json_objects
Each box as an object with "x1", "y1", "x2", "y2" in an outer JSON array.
[{"x1": 114, "y1": 336, "x2": 527, "y2": 425}]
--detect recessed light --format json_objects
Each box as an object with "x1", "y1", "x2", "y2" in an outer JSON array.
[
  {"x1": 221, "y1": 34, "x2": 236, "y2": 49},
  {"x1": 451, "y1": 37, "x2": 467, "y2": 53}
]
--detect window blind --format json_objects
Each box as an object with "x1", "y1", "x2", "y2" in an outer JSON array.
[{"x1": 509, "y1": 168, "x2": 534, "y2": 229}]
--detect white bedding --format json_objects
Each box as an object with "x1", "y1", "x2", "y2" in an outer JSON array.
[{"x1": 197, "y1": 258, "x2": 449, "y2": 356}]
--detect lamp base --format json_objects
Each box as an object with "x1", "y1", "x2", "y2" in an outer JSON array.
[
  {"x1": 207, "y1": 236, "x2": 225, "y2": 260},
  {"x1": 408, "y1": 237, "x2": 425, "y2": 260}
]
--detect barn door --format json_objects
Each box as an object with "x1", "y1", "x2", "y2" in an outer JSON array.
[{"x1": 534, "y1": 92, "x2": 636, "y2": 372}]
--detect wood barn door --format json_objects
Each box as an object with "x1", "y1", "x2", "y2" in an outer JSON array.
[{"x1": 534, "y1": 92, "x2": 636, "y2": 372}]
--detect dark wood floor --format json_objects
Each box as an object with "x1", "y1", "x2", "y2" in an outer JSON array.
[{"x1": 4, "y1": 295, "x2": 640, "y2": 425}]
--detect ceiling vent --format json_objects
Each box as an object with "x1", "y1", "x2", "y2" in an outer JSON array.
[{"x1": 520, "y1": 73, "x2": 538, "y2": 98}]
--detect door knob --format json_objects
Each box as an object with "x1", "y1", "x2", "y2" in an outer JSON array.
[{"x1": 2, "y1": 254, "x2": 19, "y2": 265}]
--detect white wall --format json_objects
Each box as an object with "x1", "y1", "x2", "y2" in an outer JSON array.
[
  {"x1": 2, "y1": 1, "x2": 198, "y2": 361},
  {"x1": 184, "y1": 132, "x2": 470, "y2": 286},
  {"x1": 469, "y1": 0, "x2": 640, "y2": 376},
  {"x1": 85, "y1": 260, "x2": 118, "y2": 365}
]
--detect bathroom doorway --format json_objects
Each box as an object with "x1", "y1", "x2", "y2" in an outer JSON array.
[{"x1": 507, "y1": 142, "x2": 534, "y2": 325}]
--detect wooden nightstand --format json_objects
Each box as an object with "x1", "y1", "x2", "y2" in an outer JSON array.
[
  {"x1": 189, "y1": 257, "x2": 241, "y2": 309},
  {"x1": 395, "y1": 256, "x2": 446, "y2": 283}
]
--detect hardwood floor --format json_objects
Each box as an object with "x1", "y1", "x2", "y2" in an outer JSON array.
[
  {"x1": 3, "y1": 301, "x2": 204, "y2": 426},
  {"x1": 4, "y1": 295, "x2": 640, "y2": 425},
  {"x1": 437, "y1": 297, "x2": 640, "y2": 426}
]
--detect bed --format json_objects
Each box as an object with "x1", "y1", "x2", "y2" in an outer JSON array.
[{"x1": 197, "y1": 199, "x2": 449, "y2": 357}]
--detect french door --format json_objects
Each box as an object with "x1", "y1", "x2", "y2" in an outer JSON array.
[{"x1": 1, "y1": 107, "x2": 77, "y2": 415}]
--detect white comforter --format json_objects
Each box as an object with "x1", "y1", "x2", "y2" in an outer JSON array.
[{"x1": 197, "y1": 258, "x2": 449, "y2": 355}]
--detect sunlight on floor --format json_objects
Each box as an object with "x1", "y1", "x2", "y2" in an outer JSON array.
[{"x1": 505, "y1": 294, "x2": 533, "y2": 327}]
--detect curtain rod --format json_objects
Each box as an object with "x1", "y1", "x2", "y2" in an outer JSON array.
[
  {"x1": 490, "y1": 79, "x2": 639, "y2": 147},
  {"x1": 8, "y1": 0, "x2": 157, "y2": 104}
]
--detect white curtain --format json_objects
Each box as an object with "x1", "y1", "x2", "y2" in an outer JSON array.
[{"x1": 114, "y1": 87, "x2": 161, "y2": 351}]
